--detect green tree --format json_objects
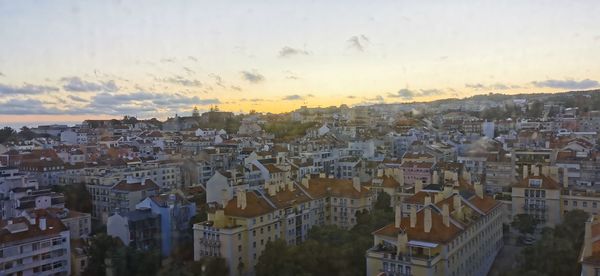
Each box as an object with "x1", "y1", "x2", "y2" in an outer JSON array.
[
  {"x1": 18, "y1": 126, "x2": 37, "y2": 140},
  {"x1": 84, "y1": 234, "x2": 121, "y2": 276},
  {"x1": 374, "y1": 192, "x2": 392, "y2": 211},
  {"x1": 52, "y1": 183, "x2": 93, "y2": 213},
  {"x1": 0, "y1": 126, "x2": 16, "y2": 143},
  {"x1": 509, "y1": 210, "x2": 588, "y2": 276},
  {"x1": 511, "y1": 214, "x2": 538, "y2": 235}
]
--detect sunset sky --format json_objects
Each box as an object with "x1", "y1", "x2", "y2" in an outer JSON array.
[{"x1": 1, "y1": 0, "x2": 600, "y2": 125}]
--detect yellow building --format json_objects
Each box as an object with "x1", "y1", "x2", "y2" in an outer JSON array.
[
  {"x1": 511, "y1": 175, "x2": 563, "y2": 227},
  {"x1": 366, "y1": 184, "x2": 503, "y2": 276},
  {"x1": 193, "y1": 174, "x2": 372, "y2": 275}
]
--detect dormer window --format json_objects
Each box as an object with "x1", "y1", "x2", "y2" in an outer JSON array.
[{"x1": 529, "y1": 179, "x2": 542, "y2": 188}]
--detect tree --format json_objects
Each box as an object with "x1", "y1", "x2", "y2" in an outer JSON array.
[
  {"x1": 0, "y1": 126, "x2": 16, "y2": 143},
  {"x1": 374, "y1": 192, "x2": 392, "y2": 211},
  {"x1": 511, "y1": 214, "x2": 538, "y2": 235},
  {"x1": 52, "y1": 183, "x2": 92, "y2": 213},
  {"x1": 508, "y1": 210, "x2": 588, "y2": 276},
  {"x1": 18, "y1": 126, "x2": 37, "y2": 140},
  {"x1": 84, "y1": 234, "x2": 121, "y2": 276}
]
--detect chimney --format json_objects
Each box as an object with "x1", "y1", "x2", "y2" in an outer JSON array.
[
  {"x1": 443, "y1": 185, "x2": 453, "y2": 198},
  {"x1": 287, "y1": 181, "x2": 295, "y2": 191},
  {"x1": 424, "y1": 194, "x2": 432, "y2": 206},
  {"x1": 302, "y1": 176, "x2": 310, "y2": 189},
  {"x1": 415, "y1": 180, "x2": 423, "y2": 193},
  {"x1": 563, "y1": 167, "x2": 569, "y2": 188},
  {"x1": 523, "y1": 165, "x2": 528, "y2": 179},
  {"x1": 397, "y1": 230, "x2": 408, "y2": 255},
  {"x1": 236, "y1": 189, "x2": 247, "y2": 210},
  {"x1": 39, "y1": 217, "x2": 47, "y2": 231},
  {"x1": 267, "y1": 184, "x2": 276, "y2": 196},
  {"x1": 319, "y1": 172, "x2": 326, "y2": 178},
  {"x1": 583, "y1": 218, "x2": 593, "y2": 257},
  {"x1": 434, "y1": 193, "x2": 444, "y2": 203},
  {"x1": 424, "y1": 208, "x2": 432, "y2": 233},
  {"x1": 442, "y1": 204, "x2": 450, "y2": 227},
  {"x1": 475, "y1": 182, "x2": 484, "y2": 198},
  {"x1": 541, "y1": 166, "x2": 549, "y2": 176},
  {"x1": 410, "y1": 208, "x2": 417, "y2": 228},
  {"x1": 394, "y1": 205, "x2": 401, "y2": 228},
  {"x1": 432, "y1": 170, "x2": 439, "y2": 184},
  {"x1": 353, "y1": 177, "x2": 361, "y2": 192},
  {"x1": 453, "y1": 194, "x2": 461, "y2": 211},
  {"x1": 377, "y1": 169, "x2": 384, "y2": 178}
]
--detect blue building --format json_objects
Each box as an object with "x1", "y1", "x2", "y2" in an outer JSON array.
[{"x1": 136, "y1": 193, "x2": 196, "y2": 256}]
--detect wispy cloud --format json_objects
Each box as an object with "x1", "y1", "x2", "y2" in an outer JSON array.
[
  {"x1": 347, "y1": 34, "x2": 370, "y2": 52},
  {"x1": 230, "y1": 85, "x2": 242, "y2": 91},
  {"x1": 465, "y1": 83, "x2": 519, "y2": 90},
  {"x1": 0, "y1": 83, "x2": 59, "y2": 95},
  {"x1": 68, "y1": 95, "x2": 88, "y2": 103},
  {"x1": 62, "y1": 77, "x2": 119, "y2": 92},
  {"x1": 282, "y1": 94, "x2": 305, "y2": 101},
  {"x1": 241, "y1": 70, "x2": 265, "y2": 83},
  {"x1": 279, "y1": 46, "x2": 309, "y2": 58},
  {"x1": 160, "y1": 75, "x2": 202, "y2": 87},
  {"x1": 532, "y1": 79, "x2": 599, "y2": 90}
]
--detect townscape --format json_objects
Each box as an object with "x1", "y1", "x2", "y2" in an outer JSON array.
[{"x1": 1, "y1": 90, "x2": 600, "y2": 275}]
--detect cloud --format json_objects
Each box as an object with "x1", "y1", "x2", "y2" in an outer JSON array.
[
  {"x1": 388, "y1": 89, "x2": 417, "y2": 100},
  {"x1": 0, "y1": 83, "x2": 59, "y2": 95},
  {"x1": 347, "y1": 95, "x2": 356, "y2": 99},
  {"x1": 419, "y1": 89, "x2": 442, "y2": 96},
  {"x1": 62, "y1": 77, "x2": 119, "y2": 92},
  {"x1": 240, "y1": 98, "x2": 267, "y2": 102},
  {"x1": 347, "y1": 35, "x2": 369, "y2": 51},
  {"x1": 85, "y1": 91, "x2": 220, "y2": 115},
  {"x1": 183, "y1": 67, "x2": 195, "y2": 75},
  {"x1": 230, "y1": 85, "x2": 242, "y2": 91},
  {"x1": 465, "y1": 82, "x2": 519, "y2": 90},
  {"x1": 0, "y1": 98, "x2": 63, "y2": 115},
  {"x1": 68, "y1": 95, "x2": 88, "y2": 102},
  {"x1": 364, "y1": 95, "x2": 384, "y2": 102},
  {"x1": 209, "y1": 74, "x2": 226, "y2": 88},
  {"x1": 160, "y1": 58, "x2": 176, "y2": 63},
  {"x1": 279, "y1": 46, "x2": 309, "y2": 58},
  {"x1": 532, "y1": 79, "x2": 599, "y2": 90},
  {"x1": 160, "y1": 76, "x2": 202, "y2": 87},
  {"x1": 282, "y1": 94, "x2": 305, "y2": 101},
  {"x1": 241, "y1": 70, "x2": 265, "y2": 83},
  {"x1": 0, "y1": 72, "x2": 4, "y2": 77},
  {"x1": 188, "y1": 56, "x2": 198, "y2": 62}
]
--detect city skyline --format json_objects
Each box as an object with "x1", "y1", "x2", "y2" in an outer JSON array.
[{"x1": 1, "y1": 0, "x2": 600, "y2": 124}]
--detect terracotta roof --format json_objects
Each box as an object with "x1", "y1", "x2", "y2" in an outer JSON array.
[
  {"x1": 112, "y1": 179, "x2": 159, "y2": 192},
  {"x1": 400, "y1": 161, "x2": 434, "y2": 169},
  {"x1": 265, "y1": 187, "x2": 312, "y2": 209},
  {"x1": 304, "y1": 178, "x2": 371, "y2": 199},
  {"x1": 0, "y1": 216, "x2": 68, "y2": 244},
  {"x1": 264, "y1": 164, "x2": 284, "y2": 173},
  {"x1": 404, "y1": 191, "x2": 437, "y2": 205},
  {"x1": 381, "y1": 176, "x2": 400, "y2": 189},
  {"x1": 372, "y1": 206, "x2": 461, "y2": 244},
  {"x1": 468, "y1": 195, "x2": 501, "y2": 214},
  {"x1": 223, "y1": 192, "x2": 275, "y2": 218},
  {"x1": 514, "y1": 175, "x2": 561, "y2": 190}
]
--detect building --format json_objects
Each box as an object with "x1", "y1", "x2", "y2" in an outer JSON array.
[
  {"x1": 580, "y1": 215, "x2": 600, "y2": 276},
  {"x1": 193, "y1": 175, "x2": 372, "y2": 276},
  {"x1": 135, "y1": 194, "x2": 196, "y2": 256},
  {"x1": 366, "y1": 184, "x2": 503, "y2": 276},
  {"x1": 107, "y1": 208, "x2": 162, "y2": 252},
  {"x1": 511, "y1": 175, "x2": 562, "y2": 227},
  {"x1": 0, "y1": 215, "x2": 71, "y2": 275}
]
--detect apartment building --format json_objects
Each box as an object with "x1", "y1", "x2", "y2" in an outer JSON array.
[
  {"x1": 511, "y1": 175, "x2": 562, "y2": 227},
  {"x1": 580, "y1": 215, "x2": 600, "y2": 276},
  {"x1": 107, "y1": 208, "x2": 161, "y2": 252},
  {"x1": 193, "y1": 175, "x2": 372, "y2": 276},
  {"x1": 0, "y1": 215, "x2": 71, "y2": 275},
  {"x1": 366, "y1": 185, "x2": 503, "y2": 276}
]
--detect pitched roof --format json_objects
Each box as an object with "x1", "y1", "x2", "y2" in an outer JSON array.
[
  {"x1": 112, "y1": 179, "x2": 159, "y2": 192},
  {"x1": 223, "y1": 192, "x2": 275, "y2": 218}
]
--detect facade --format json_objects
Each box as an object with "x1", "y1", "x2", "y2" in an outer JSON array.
[
  {"x1": 511, "y1": 175, "x2": 562, "y2": 227},
  {"x1": 193, "y1": 175, "x2": 372, "y2": 276},
  {"x1": 0, "y1": 215, "x2": 71, "y2": 275},
  {"x1": 366, "y1": 185, "x2": 503, "y2": 276},
  {"x1": 580, "y1": 215, "x2": 600, "y2": 276},
  {"x1": 106, "y1": 208, "x2": 162, "y2": 252}
]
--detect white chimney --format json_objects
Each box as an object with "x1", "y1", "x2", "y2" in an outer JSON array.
[
  {"x1": 432, "y1": 170, "x2": 439, "y2": 185},
  {"x1": 394, "y1": 204, "x2": 401, "y2": 228},
  {"x1": 410, "y1": 208, "x2": 417, "y2": 228},
  {"x1": 424, "y1": 194, "x2": 432, "y2": 205},
  {"x1": 236, "y1": 189, "x2": 247, "y2": 210},
  {"x1": 424, "y1": 208, "x2": 432, "y2": 233},
  {"x1": 442, "y1": 204, "x2": 450, "y2": 227},
  {"x1": 453, "y1": 194, "x2": 461, "y2": 211},
  {"x1": 302, "y1": 177, "x2": 310, "y2": 189},
  {"x1": 353, "y1": 177, "x2": 361, "y2": 192},
  {"x1": 39, "y1": 217, "x2": 47, "y2": 231},
  {"x1": 415, "y1": 180, "x2": 423, "y2": 193},
  {"x1": 475, "y1": 182, "x2": 484, "y2": 198},
  {"x1": 523, "y1": 165, "x2": 528, "y2": 179}
]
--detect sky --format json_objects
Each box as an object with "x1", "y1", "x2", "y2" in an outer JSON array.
[{"x1": 1, "y1": 0, "x2": 600, "y2": 125}]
